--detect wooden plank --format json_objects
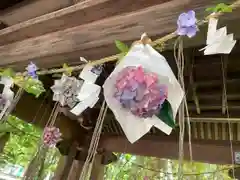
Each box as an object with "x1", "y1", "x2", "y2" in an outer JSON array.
[
  {"x1": 100, "y1": 135, "x2": 240, "y2": 164},
  {"x1": 0, "y1": 0, "x2": 169, "y2": 45},
  {"x1": 0, "y1": 0, "x2": 238, "y2": 69},
  {"x1": 0, "y1": 0, "x2": 72, "y2": 26}
]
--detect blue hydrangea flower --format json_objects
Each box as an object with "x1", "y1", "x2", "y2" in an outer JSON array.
[
  {"x1": 177, "y1": 10, "x2": 198, "y2": 38},
  {"x1": 26, "y1": 62, "x2": 38, "y2": 79},
  {"x1": 91, "y1": 65, "x2": 103, "y2": 76}
]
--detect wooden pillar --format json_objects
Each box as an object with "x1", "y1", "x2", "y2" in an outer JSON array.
[
  {"x1": 90, "y1": 155, "x2": 105, "y2": 180},
  {"x1": 60, "y1": 142, "x2": 78, "y2": 180},
  {"x1": 68, "y1": 160, "x2": 84, "y2": 180}
]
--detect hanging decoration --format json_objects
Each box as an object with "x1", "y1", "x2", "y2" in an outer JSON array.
[
  {"x1": 0, "y1": 76, "x2": 14, "y2": 120},
  {"x1": 200, "y1": 17, "x2": 236, "y2": 55},
  {"x1": 43, "y1": 126, "x2": 62, "y2": 147},
  {"x1": 26, "y1": 62, "x2": 38, "y2": 79},
  {"x1": 177, "y1": 10, "x2": 198, "y2": 38},
  {"x1": 103, "y1": 34, "x2": 184, "y2": 143},
  {"x1": 71, "y1": 58, "x2": 102, "y2": 116},
  {"x1": 51, "y1": 74, "x2": 83, "y2": 107}
]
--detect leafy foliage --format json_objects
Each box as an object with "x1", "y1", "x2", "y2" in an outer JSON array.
[
  {"x1": 14, "y1": 76, "x2": 45, "y2": 97},
  {"x1": 0, "y1": 68, "x2": 45, "y2": 97},
  {"x1": 104, "y1": 154, "x2": 233, "y2": 180},
  {"x1": 115, "y1": 40, "x2": 129, "y2": 53},
  {"x1": 0, "y1": 116, "x2": 42, "y2": 167},
  {"x1": 115, "y1": 40, "x2": 129, "y2": 63},
  {"x1": 62, "y1": 63, "x2": 73, "y2": 76},
  {"x1": 206, "y1": 3, "x2": 232, "y2": 13}
]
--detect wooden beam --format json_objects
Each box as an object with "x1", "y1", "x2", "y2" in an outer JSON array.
[
  {"x1": 0, "y1": 0, "x2": 72, "y2": 26},
  {"x1": 0, "y1": 0, "x2": 238, "y2": 68},
  {"x1": 0, "y1": 0, "x2": 169, "y2": 45},
  {"x1": 100, "y1": 135, "x2": 240, "y2": 164},
  {"x1": 61, "y1": 142, "x2": 78, "y2": 180}
]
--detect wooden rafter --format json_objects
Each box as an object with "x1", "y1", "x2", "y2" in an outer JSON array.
[
  {"x1": 99, "y1": 135, "x2": 240, "y2": 164},
  {"x1": 0, "y1": 0, "x2": 238, "y2": 68},
  {"x1": 0, "y1": 0, "x2": 170, "y2": 45},
  {"x1": 0, "y1": 0, "x2": 72, "y2": 26}
]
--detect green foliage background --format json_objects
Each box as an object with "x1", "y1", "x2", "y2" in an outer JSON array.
[{"x1": 104, "y1": 154, "x2": 233, "y2": 180}]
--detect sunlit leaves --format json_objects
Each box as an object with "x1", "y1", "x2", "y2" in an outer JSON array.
[
  {"x1": 115, "y1": 40, "x2": 129, "y2": 64},
  {"x1": 1, "y1": 68, "x2": 15, "y2": 78},
  {"x1": 206, "y1": 3, "x2": 232, "y2": 13},
  {"x1": 14, "y1": 76, "x2": 45, "y2": 98},
  {"x1": 0, "y1": 68, "x2": 45, "y2": 97},
  {"x1": 62, "y1": 63, "x2": 73, "y2": 76},
  {"x1": 115, "y1": 40, "x2": 129, "y2": 53}
]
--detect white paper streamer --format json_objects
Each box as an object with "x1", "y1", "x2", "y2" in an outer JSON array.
[
  {"x1": 103, "y1": 43, "x2": 184, "y2": 143},
  {"x1": 200, "y1": 17, "x2": 236, "y2": 55},
  {"x1": 0, "y1": 77, "x2": 14, "y2": 120},
  {"x1": 70, "y1": 62, "x2": 101, "y2": 116}
]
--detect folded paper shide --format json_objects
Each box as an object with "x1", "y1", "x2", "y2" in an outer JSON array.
[
  {"x1": 70, "y1": 60, "x2": 102, "y2": 116},
  {"x1": 103, "y1": 36, "x2": 184, "y2": 143},
  {"x1": 200, "y1": 16, "x2": 236, "y2": 55},
  {"x1": 0, "y1": 76, "x2": 14, "y2": 120}
]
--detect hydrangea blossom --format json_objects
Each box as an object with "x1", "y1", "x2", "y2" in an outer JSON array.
[
  {"x1": 177, "y1": 10, "x2": 198, "y2": 38},
  {"x1": 114, "y1": 66, "x2": 167, "y2": 118},
  {"x1": 26, "y1": 62, "x2": 38, "y2": 79},
  {"x1": 43, "y1": 127, "x2": 62, "y2": 147},
  {"x1": 91, "y1": 65, "x2": 103, "y2": 76}
]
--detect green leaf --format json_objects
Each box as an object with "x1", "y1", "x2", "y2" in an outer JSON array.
[
  {"x1": 1, "y1": 68, "x2": 15, "y2": 78},
  {"x1": 63, "y1": 63, "x2": 72, "y2": 76},
  {"x1": 156, "y1": 100, "x2": 175, "y2": 128},
  {"x1": 15, "y1": 76, "x2": 45, "y2": 97},
  {"x1": 115, "y1": 40, "x2": 129, "y2": 53},
  {"x1": 0, "y1": 123, "x2": 18, "y2": 133},
  {"x1": 206, "y1": 3, "x2": 232, "y2": 13}
]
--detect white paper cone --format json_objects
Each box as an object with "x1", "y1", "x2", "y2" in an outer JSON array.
[{"x1": 103, "y1": 43, "x2": 184, "y2": 143}]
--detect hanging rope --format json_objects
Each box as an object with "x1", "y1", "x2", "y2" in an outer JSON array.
[
  {"x1": 79, "y1": 101, "x2": 108, "y2": 180},
  {"x1": 221, "y1": 57, "x2": 235, "y2": 179},
  {"x1": 174, "y1": 37, "x2": 192, "y2": 179},
  {"x1": 24, "y1": 102, "x2": 60, "y2": 180}
]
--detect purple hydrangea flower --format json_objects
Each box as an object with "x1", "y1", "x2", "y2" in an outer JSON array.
[
  {"x1": 26, "y1": 62, "x2": 38, "y2": 79},
  {"x1": 91, "y1": 65, "x2": 103, "y2": 75},
  {"x1": 177, "y1": 10, "x2": 198, "y2": 38},
  {"x1": 114, "y1": 67, "x2": 168, "y2": 118}
]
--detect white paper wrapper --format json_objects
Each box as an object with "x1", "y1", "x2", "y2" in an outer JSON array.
[{"x1": 103, "y1": 43, "x2": 184, "y2": 143}]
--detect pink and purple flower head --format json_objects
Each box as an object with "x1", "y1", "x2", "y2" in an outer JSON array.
[
  {"x1": 177, "y1": 10, "x2": 198, "y2": 38},
  {"x1": 114, "y1": 66, "x2": 168, "y2": 118},
  {"x1": 26, "y1": 62, "x2": 38, "y2": 79},
  {"x1": 43, "y1": 127, "x2": 62, "y2": 147}
]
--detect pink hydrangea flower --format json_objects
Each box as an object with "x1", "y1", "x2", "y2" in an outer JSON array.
[{"x1": 43, "y1": 127, "x2": 62, "y2": 147}]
